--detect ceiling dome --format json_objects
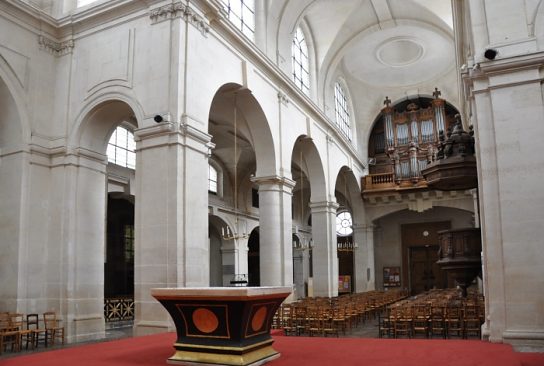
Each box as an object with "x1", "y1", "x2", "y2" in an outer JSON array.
[{"x1": 342, "y1": 24, "x2": 454, "y2": 88}]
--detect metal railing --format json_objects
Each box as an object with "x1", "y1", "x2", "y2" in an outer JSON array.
[{"x1": 104, "y1": 297, "x2": 134, "y2": 322}]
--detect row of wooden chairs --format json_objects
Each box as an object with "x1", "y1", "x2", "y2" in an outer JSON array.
[
  {"x1": 378, "y1": 289, "x2": 484, "y2": 339},
  {"x1": 0, "y1": 312, "x2": 64, "y2": 354},
  {"x1": 273, "y1": 290, "x2": 408, "y2": 337}
]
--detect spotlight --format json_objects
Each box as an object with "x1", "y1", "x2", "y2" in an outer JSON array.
[
  {"x1": 153, "y1": 115, "x2": 164, "y2": 123},
  {"x1": 484, "y1": 48, "x2": 498, "y2": 60}
]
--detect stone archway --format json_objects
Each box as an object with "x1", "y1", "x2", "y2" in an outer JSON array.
[
  {"x1": 372, "y1": 207, "x2": 474, "y2": 293},
  {"x1": 208, "y1": 83, "x2": 284, "y2": 288},
  {"x1": 0, "y1": 73, "x2": 25, "y2": 312},
  {"x1": 69, "y1": 98, "x2": 139, "y2": 341}
]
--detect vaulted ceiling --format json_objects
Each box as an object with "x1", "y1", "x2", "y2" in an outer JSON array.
[{"x1": 269, "y1": 0, "x2": 458, "y2": 145}]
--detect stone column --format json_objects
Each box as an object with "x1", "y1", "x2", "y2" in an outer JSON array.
[
  {"x1": 292, "y1": 247, "x2": 304, "y2": 299},
  {"x1": 134, "y1": 120, "x2": 213, "y2": 335},
  {"x1": 220, "y1": 236, "x2": 249, "y2": 286},
  {"x1": 251, "y1": 176, "x2": 295, "y2": 287},
  {"x1": 353, "y1": 224, "x2": 376, "y2": 293},
  {"x1": 309, "y1": 200, "x2": 339, "y2": 297}
]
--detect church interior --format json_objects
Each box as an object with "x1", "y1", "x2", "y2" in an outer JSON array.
[{"x1": 1, "y1": 0, "x2": 544, "y2": 362}]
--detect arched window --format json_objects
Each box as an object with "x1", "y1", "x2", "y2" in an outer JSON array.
[
  {"x1": 335, "y1": 211, "x2": 353, "y2": 236},
  {"x1": 292, "y1": 26, "x2": 310, "y2": 95},
  {"x1": 209, "y1": 164, "x2": 218, "y2": 194},
  {"x1": 220, "y1": 0, "x2": 255, "y2": 40},
  {"x1": 334, "y1": 82, "x2": 352, "y2": 141},
  {"x1": 107, "y1": 126, "x2": 135, "y2": 169}
]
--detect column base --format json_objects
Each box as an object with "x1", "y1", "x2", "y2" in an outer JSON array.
[
  {"x1": 503, "y1": 330, "x2": 544, "y2": 352},
  {"x1": 168, "y1": 344, "x2": 280, "y2": 366}
]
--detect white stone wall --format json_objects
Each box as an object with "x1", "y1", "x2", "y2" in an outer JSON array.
[
  {"x1": 462, "y1": 0, "x2": 544, "y2": 351},
  {"x1": 373, "y1": 206, "x2": 474, "y2": 290},
  {"x1": 0, "y1": 0, "x2": 364, "y2": 341}
]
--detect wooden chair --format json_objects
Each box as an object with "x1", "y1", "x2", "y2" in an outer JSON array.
[
  {"x1": 463, "y1": 304, "x2": 481, "y2": 339},
  {"x1": 10, "y1": 313, "x2": 32, "y2": 351},
  {"x1": 429, "y1": 305, "x2": 446, "y2": 339},
  {"x1": 305, "y1": 306, "x2": 323, "y2": 337},
  {"x1": 44, "y1": 311, "x2": 65, "y2": 346},
  {"x1": 321, "y1": 307, "x2": 339, "y2": 338},
  {"x1": 412, "y1": 304, "x2": 430, "y2": 338},
  {"x1": 445, "y1": 303, "x2": 463, "y2": 338},
  {"x1": 293, "y1": 305, "x2": 307, "y2": 336},
  {"x1": 331, "y1": 306, "x2": 348, "y2": 335},
  {"x1": 281, "y1": 305, "x2": 296, "y2": 336},
  {"x1": 394, "y1": 306, "x2": 412, "y2": 338},
  {"x1": 0, "y1": 313, "x2": 19, "y2": 354},
  {"x1": 27, "y1": 313, "x2": 47, "y2": 348},
  {"x1": 378, "y1": 307, "x2": 394, "y2": 338}
]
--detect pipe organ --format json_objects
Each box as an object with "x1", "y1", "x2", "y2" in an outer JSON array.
[{"x1": 366, "y1": 90, "x2": 456, "y2": 191}]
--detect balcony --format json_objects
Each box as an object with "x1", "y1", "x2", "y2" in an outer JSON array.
[{"x1": 362, "y1": 173, "x2": 429, "y2": 197}]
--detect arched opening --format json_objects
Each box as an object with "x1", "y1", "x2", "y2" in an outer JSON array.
[
  {"x1": 104, "y1": 193, "x2": 134, "y2": 322},
  {"x1": 366, "y1": 93, "x2": 460, "y2": 189},
  {"x1": 75, "y1": 99, "x2": 138, "y2": 330},
  {"x1": 334, "y1": 167, "x2": 361, "y2": 294},
  {"x1": 208, "y1": 215, "x2": 226, "y2": 287},
  {"x1": 0, "y1": 74, "x2": 24, "y2": 310},
  {"x1": 373, "y1": 207, "x2": 474, "y2": 295},
  {"x1": 247, "y1": 228, "x2": 260, "y2": 286},
  {"x1": 207, "y1": 83, "x2": 276, "y2": 287},
  {"x1": 290, "y1": 135, "x2": 328, "y2": 297}
]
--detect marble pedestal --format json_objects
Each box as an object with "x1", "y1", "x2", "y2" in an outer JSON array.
[{"x1": 151, "y1": 287, "x2": 291, "y2": 366}]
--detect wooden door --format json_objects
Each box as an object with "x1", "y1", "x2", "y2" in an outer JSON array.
[
  {"x1": 409, "y1": 245, "x2": 442, "y2": 295},
  {"x1": 401, "y1": 222, "x2": 450, "y2": 295}
]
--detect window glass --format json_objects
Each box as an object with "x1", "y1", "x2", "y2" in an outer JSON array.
[
  {"x1": 336, "y1": 211, "x2": 353, "y2": 236},
  {"x1": 107, "y1": 126, "x2": 136, "y2": 169},
  {"x1": 220, "y1": 0, "x2": 255, "y2": 40},
  {"x1": 209, "y1": 164, "x2": 218, "y2": 194},
  {"x1": 334, "y1": 82, "x2": 352, "y2": 141},
  {"x1": 292, "y1": 26, "x2": 310, "y2": 95}
]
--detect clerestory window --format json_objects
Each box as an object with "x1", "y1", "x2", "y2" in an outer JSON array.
[
  {"x1": 107, "y1": 126, "x2": 136, "y2": 169},
  {"x1": 292, "y1": 26, "x2": 310, "y2": 95}
]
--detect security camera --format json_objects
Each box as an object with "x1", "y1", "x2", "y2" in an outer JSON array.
[
  {"x1": 153, "y1": 115, "x2": 164, "y2": 123},
  {"x1": 484, "y1": 48, "x2": 498, "y2": 60}
]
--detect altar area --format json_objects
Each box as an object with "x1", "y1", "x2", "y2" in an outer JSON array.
[{"x1": 151, "y1": 287, "x2": 292, "y2": 366}]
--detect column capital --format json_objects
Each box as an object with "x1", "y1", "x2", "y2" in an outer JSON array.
[
  {"x1": 134, "y1": 121, "x2": 214, "y2": 156},
  {"x1": 308, "y1": 200, "x2": 340, "y2": 213},
  {"x1": 250, "y1": 175, "x2": 296, "y2": 192}
]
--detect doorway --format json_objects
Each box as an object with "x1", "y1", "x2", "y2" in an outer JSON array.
[
  {"x1": 248, "y1": 229, "x2": 260, "y2": 286},
  {"x1": 401, "y1": 221, "x2": 449, "y2": 295},
  {"x1": 409, "y1": 245, "x2": 444, "y2": 295},
  {"x1": 105, "y1": 194, "x2": 135, "y2": 323}
]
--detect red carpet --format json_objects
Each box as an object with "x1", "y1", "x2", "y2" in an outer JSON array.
[{"x1": 1, "y1": 332, "x2": 543, "y2": 366}]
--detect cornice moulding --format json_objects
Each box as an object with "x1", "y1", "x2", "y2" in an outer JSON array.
[
  {"x1": 4, "y1": 0, "x2": 365, "y2": 173},
  {"x1": 472, "y1": 51, "x2": 544, "y2": 77},
  {"x1": 38, "y1": 35, "x2": 74, "y2": 56},
  {"x1": 198, "y1": 0, "x2": 364, "y2": 170},
  {"x1": 149, "y1": 1, "x2": 210, "y2": 36},
  {"x1": 1, "y1": 0, "x2": 58, "y2": 38}
]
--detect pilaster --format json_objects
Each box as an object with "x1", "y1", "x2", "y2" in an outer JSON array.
[
  {"x1": 309, "y1": 200, "x2": 340, "y2": 297},
  {"x1": 251, "y1": 175, "x2": 295, "y2": 288},
  {"x1": 352, "y1": 224, "x2": 376, "y2": 293},
  {"x1": 133, "y1": 118, "x2": 213, "y2": 335}
]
